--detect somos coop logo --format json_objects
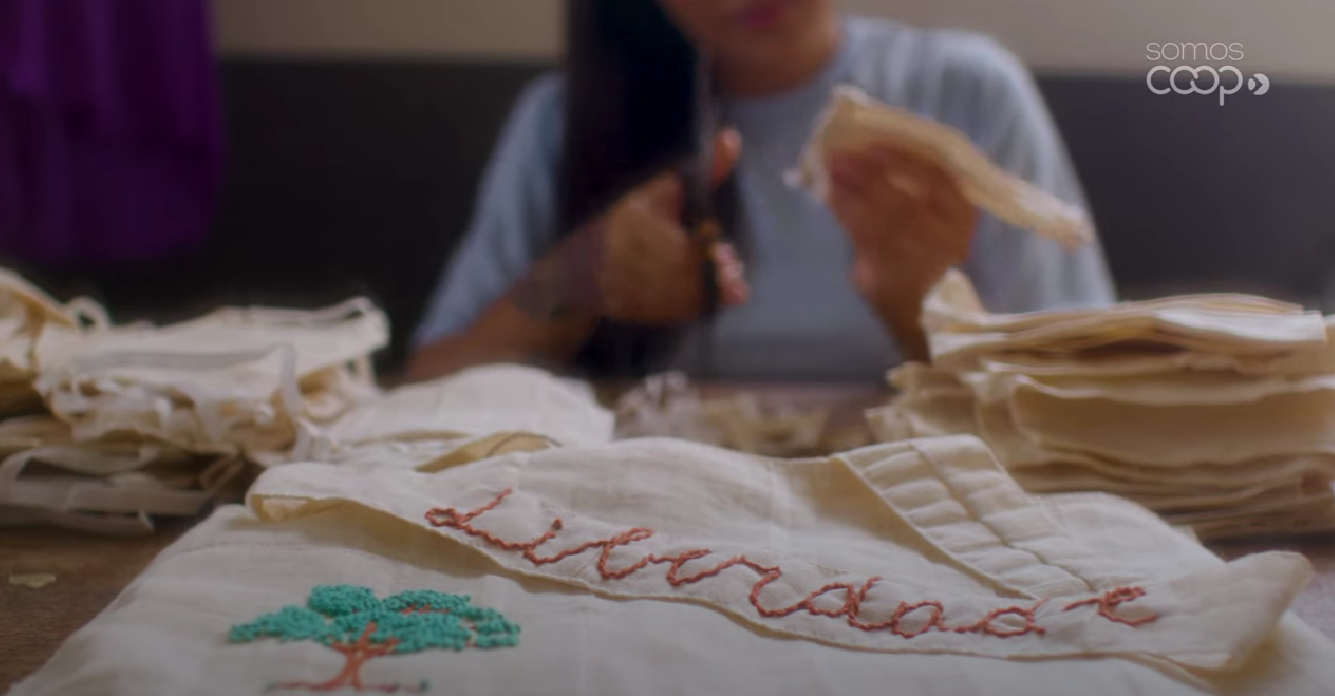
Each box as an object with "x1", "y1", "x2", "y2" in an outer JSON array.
[{"x1": 1146, "y1": 42, "x2": 1270, "y2": 105}]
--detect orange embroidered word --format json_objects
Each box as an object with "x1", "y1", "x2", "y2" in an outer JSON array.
[{"x1": 425, "y1": 488, "x2": 1159, "y2": 639}]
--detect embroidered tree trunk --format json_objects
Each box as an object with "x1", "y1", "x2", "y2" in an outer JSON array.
[{"x1": 267, "y1": 624, "x2": 421, "y2": 693}]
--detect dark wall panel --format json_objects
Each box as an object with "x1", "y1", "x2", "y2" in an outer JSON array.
[
  {"x1": 209, "y1": 59, "x2": 550, "y2": 368},
  {"x1": 1041, "y1": 75, "x2": 1335, "y2": 302}
]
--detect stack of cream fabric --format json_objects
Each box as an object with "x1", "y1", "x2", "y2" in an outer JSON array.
[
  {"x1": 0, "y1": 269, "x2": 94, "y2": 417},
  {"x1": 31, "y1": 298, "x2": 389, "y2": 464},
  {"x1": 0, "y1": 268, "x2": 391, "y2": 533},
  {"x1": 10, "y1": 365, "x2": 1335, "y2": 695},
  {"x1": 0, "y1": 261, "x2": 614, "y2": 533},
  {"x1": 870, "y1": 269, "x2": 1335, "y2": 540}
]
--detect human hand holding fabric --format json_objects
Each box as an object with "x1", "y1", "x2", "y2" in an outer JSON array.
[
  {"x1": 596, "y1": 128, "x2": 749, "y2": 324},
  {"x1": 824, "y1": 143, "x2": 978, "y2": 359}
]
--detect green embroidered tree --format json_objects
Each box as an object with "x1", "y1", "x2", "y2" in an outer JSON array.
[{"x1": 229, "y1": 585, "x2": 520, "y2": 693}]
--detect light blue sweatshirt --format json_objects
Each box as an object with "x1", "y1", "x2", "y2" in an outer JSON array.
[{"x1": 413, "y1": 17, "x2": 1116, "y2": 381}]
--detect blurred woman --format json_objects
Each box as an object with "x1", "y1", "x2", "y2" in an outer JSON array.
[{"x1": 407, "y1": 0, "x2": 1115, "y2": 382}]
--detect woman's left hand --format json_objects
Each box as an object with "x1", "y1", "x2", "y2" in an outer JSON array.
[
  {"x1": 825, "y1": 144, "x2": 977, "y2": 303},
  {"x1": 823, "y1": 143, "x2": 978, "y2": 361}
]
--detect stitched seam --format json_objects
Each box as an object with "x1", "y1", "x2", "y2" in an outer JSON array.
[{"x1": 908, "y1": 441, "x2": 1099, "y2": 595}]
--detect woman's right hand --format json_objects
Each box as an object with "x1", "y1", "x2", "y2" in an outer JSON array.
[{"x1": 594, "y1": 128, "x2": 749, "y2": 324}]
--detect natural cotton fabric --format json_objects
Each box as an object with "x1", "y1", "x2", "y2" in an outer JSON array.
[
  {"x1": 0, "y1": 267, "x2": 391, "y2": 531},
  {"x1": 11, "y1": 434, "x2": 1333, "y2": 696},
  {"x1": 306, "y1": 364, "x2": 615, "y2": 471},
  {"x1": 874, "y1": 271, "x2": 1335, "y2": 539},
  {"x1": 614, "y1": 371, "x2": 869, "y2": 457},
  {"x1": 787, "y1": 85, "x2": 1095, "y2": 249},
  {"x1": 246, "y1": 435, "x2": 1309, "y2": 668}
]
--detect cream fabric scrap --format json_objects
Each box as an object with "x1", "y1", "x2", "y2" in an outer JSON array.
[
  {"x1": 0, "y1": 269, "x2": 99, "y2": 417},
  {"x1": 973, "y1": 327, "x2": 1335, "y2": 377},
  {"x1": 298, "y1": 364, "x2": 614, "y2": 472},
  {"x1": 324, "y1": 364, "x2": 611, "y2": 448},
  {"x1": 614, "y1": 372, "x2": 870, "y2": 456},
  {"x1": 874, "y1": 271, "x2": 1335, "y2": 539},
  {"x1": 246, "y1": 435, "x2": 1310, "y2": 670},
  {"x1": 16, "y1": 435, "x2": 1335, "y2": 696},
  {"x1": 922, "y1": 272, "x2": 1329, "y2": 373},
  {"x1": 1002, "y1": 375, "x2": 1335, "y2": 466},
  {"x1": 786, "y1": 85, "x2": 1095, "y2": 249}
]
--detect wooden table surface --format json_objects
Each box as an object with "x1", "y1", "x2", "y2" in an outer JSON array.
[
  {"x1": 4, "y1": 382, "x2": 1335, "y2": 691},
  {"x1": 2, "y1": 519, "x2": 196, "y2": 690}
]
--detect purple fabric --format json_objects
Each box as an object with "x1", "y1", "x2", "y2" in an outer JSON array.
[{"x1": 0, "y1": 0, "x2": 224, "y2": 264}]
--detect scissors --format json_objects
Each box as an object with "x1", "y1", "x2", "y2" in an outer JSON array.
[
  {"x1": 681, "y1": 52, "x2": 727, "y2": 375},
  {"x1": 684, "y1": 55, "x2": 726, "y2": 299}
]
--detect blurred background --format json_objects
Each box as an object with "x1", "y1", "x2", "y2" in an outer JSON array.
[{"x1": 4, "y1": 0, "x2": 1334, "y2": 373}]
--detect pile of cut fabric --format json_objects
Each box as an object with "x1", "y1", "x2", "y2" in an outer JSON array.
[
  {"x1": 870, "y1": 269, "x2": 1335, "y2": 540},
  {"x1": 0, "y1": 264, "x2": 624, "y2": 534},
  {"x1": 0, "y1": 257, "x2": 630, "y2": 534},
  {"x1": 0, "y1": 268, "x2": 392, "y2": 533},
  {"x1": 614, "y1": 372, "x2": 873, "y2": 457}
]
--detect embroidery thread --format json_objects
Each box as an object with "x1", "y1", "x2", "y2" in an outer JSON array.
[
  {"x1": 229, "y1": 585, "x2": 520, "y2": 693},
  {"x1": 426, "y1": 488, "x2": 1160, "y2": 638},
  {"x1": 1063, "y1": 586, "x2": 1158, "y2": 626}
]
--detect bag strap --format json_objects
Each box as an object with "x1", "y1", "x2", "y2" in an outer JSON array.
[
  {"x1": 3, "y1": 477, "x2": 216, "y2": 516},
  {"x1": 0, "y1": 453, "x2": 244, "y2": 522},
  {"x1": 0, "y1": 446, "x2": 162, "y2": 491},
  {"x1": 210, "y1": 297, "x2": 379, "y2": 327},
  {"x1": 0, "y1": 504, "x2": 157, "y2": 534},
  {"x1": 64, "y1": 296, "x2": 112, "y2": 330},
  {"x1": 37, "y1": 343, "x2": 305, "y2": 423}
]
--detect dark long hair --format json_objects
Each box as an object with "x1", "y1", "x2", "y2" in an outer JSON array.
[{"x1": 561, "y1": 0, "x2": 740, "y2": 379}]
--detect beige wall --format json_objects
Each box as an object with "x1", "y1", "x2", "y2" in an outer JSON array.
[
  {"x1": 857, "y1": 0, "x2": 1335, "y2": 80},
  {"x1": 214, "y1": 0, "x2": 1335, "y2": 80}
]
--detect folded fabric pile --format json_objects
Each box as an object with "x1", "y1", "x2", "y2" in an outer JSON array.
[
  {"x1": 0, "y1": 269, "x2": 94, "y2": 417},
  {"x1": 0, "y1": 268, "x2": 391, "y2": 533},
  {"x1": 869, "y1": 270, "x2": 1335, "y2": 540},
  {"x1": 614, "y1": 372, "x2": 873, "y2": 456},
  {"x1": 11, "y1": 366, "x2": 1333, "y2": 695},
  {"x1": 0, "y1": 257, "x2": 616, "y2": 536}
]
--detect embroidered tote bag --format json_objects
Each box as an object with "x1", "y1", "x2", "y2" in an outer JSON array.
[{"x1": 11, "y1": 435, "x2": 1334, "y2": 696}]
